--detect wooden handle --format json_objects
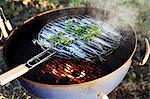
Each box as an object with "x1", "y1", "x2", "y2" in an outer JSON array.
[
  {"x1": 5, "y1": 20, "x2": 13, "y2": 31},
  {"x1": 0, "y1": 16, "x2": 8, "y2": 38},
  {"x1": 0, "y1": 64, "x2": 29, "y2": 86}
]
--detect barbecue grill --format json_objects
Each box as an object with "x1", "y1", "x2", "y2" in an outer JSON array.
[{"x1": 0, "y1": 6, "x2": 149, "y2": 99}]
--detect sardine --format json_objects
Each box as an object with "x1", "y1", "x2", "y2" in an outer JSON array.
[
  {"x1": 76, "y1": 41, "x2": 97, "y2": 56},
  {"x1": 65, "y1": 46, "x2": 87, "y2": 59},
  {"x1": 92, "y1": 37, "x2": 112, "y2": 48},
  {"x1": 84, "y1": 40, "x2": 105, "y2": 54}
]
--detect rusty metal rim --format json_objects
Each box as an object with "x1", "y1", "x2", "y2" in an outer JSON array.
[{"x1": 15, "y1": 6, "x2": 138, "y2": 87}]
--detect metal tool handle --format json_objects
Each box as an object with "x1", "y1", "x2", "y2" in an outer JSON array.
[
  {"x1": 0, "y1": 64, "x2": 29, "y2": 86},
  {"x1": 0, "y1": 47, "x2": 59, "y2": 85},
  {"x1": 26, "y1": 47, "x2": 59, "y2": 69},
  {"x1": 139, "y1": 38, "x2": 150, "y2": 66}
]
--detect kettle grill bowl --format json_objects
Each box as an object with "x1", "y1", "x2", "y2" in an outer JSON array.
[{"x1": 2, "y1": 6, "x2": 136, "y2": 98}]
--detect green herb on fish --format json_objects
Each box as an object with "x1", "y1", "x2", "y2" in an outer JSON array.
[
  {"x1": 48, "y1": 35, "x2": 75, "y2": 46},
  {"x1": 65, "y1": 26, "x2": 72, "y2": 32},
  {"x1": 58, "y1": 31, "x2": 64, "y2": 36},
  {"x1": 47, "y1": 19, "x2": 102, "y2": 46},
  {"x1": 83, "y1": 35, "x2": 91, "y2": 40},
  {"x1": 75, "y1": 27, "x2": 86, "y2": 35},
  {"x1": 60, "y1": 37, "x2": 74, "y2": 45},
  {"x1": 47, "y1": 34, "x2": 54, "y2": 40}
]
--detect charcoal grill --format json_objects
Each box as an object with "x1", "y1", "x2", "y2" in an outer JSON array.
[{"x1": 1, "y1": 7, "x2": 149, "y2": 99}]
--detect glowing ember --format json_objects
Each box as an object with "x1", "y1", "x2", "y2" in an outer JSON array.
[{"x1": 32, "y1": 57, "x2": 104, "y2": 84}]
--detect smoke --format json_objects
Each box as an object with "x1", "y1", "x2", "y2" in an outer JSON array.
[{"x1": 86, "y1": 0, "x2": 138, "y2": 30}]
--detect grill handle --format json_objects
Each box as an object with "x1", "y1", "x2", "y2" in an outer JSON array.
[
  {"x1": 0, "y1": 64, "x2": 29, "y2": 86},
  {"x1": 97, "y1": 91, "x2": 109, "y2": 99},
  {"x1": 138, "y1": 38, "x2": 150, "y2": 66}
]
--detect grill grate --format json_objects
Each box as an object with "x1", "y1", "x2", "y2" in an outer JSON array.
[
  {"x1": 9, "y1": 40, "x2": 108, "y2": 85},
  {"x1": 36, "y1": 15, "x2": 121, "y2": 62},
  {"x1": 7, "y1": 15, "x2": 122, "y2": 85}
]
